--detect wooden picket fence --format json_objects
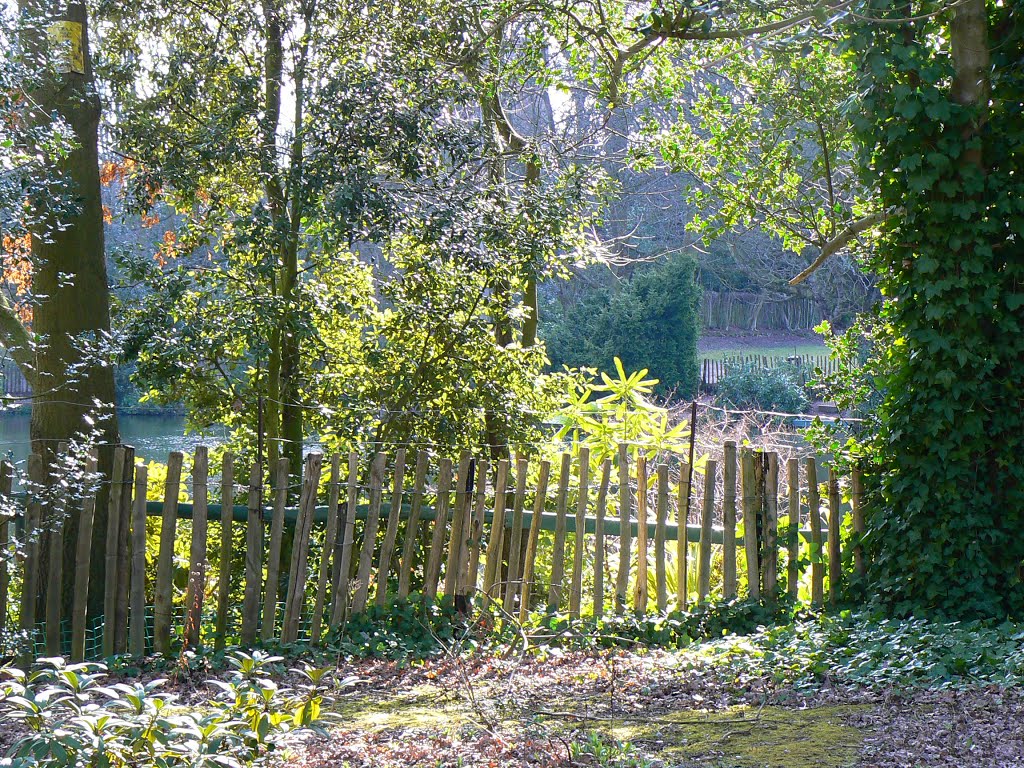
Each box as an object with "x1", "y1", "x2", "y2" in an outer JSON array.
[
  {"x1": 0, "y1": 441, "x2": 866, "y2": 660},
  {"x1": 700, "y1": 353, "x2": 841, "y2": 389}
]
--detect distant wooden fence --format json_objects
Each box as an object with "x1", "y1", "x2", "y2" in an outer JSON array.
[
  {"x1": 0, "y1": 442, "x2": 864, "y2": 659},
  {"x1": 703, "y1": 291, "x2": 823, "y2": 331},
  {"x1": 700, "y1": 353, "x2": 841, "y2": 389},
  {"x1": 1, "y1": 358, "x2": 31, "y2": 398}
]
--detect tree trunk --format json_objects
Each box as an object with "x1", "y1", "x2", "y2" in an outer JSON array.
[{"x1": 19, "y1": 0, "x2": 120, "y2": 617}]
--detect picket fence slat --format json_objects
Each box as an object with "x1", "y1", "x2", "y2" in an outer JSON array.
[
  {"x1": 504, "y1": 455, "x2": 529, "y2": 610},
  {"x1": 262, "y1": 458, "x2": 290, "y2": 641},
  {"x1": 593, "y1": 458, "x2": 611, "y2": 618},
  {"x1": 215, "y1": 452, "x2": 234, "y2": 650},
  {"x1": 45, "y1": 444, "x2": 67, "y2": 657},
  {"x1": 481, "y1": 459, "x2": 508, "y2": 602},
  {"x1": 282, "y1": 453, "x2": 323, "y2": 643},
  {"x1": 615, "y1": 444, "x2": 630, "y2": 613},
  {"x1": 676, "y1": 460, "x2": 690, "y2": 610},
  {"x1": 240, "y1": 461, "x2": 263, "y2": 646},
  {"x1": 548, "y1": 452, "x2": 571, "y2": 611},
  {"x1": 311, "y1": 454, "x2": 342, "y2": 643},
  {"x1": 184, "y1": 446, "x2": 209, "y2": 649},
  {"x1": 154, "y1": 451, "x2": 182, "y2": 656},
  {"x1": 654, "y1": 463, "x2": 668, "y2": 612},
  {"x1": 633, "y1": 455, "x2": 649, "y2": 612},
  {"x1": 353, "y1": 453, "x2": 385, "y2": 613},
  {"x1": 722, "y1": 441, "x2": 737, "y2": 599},
  {"x1": 466, "y1": 458, "x2": 489, "y2": 596},
  {"x1": 114, "y1": 446, "x2": 135, "y2": 654},
  {"x1": 787, "y1": 458, "x2": 800, "y2": 601},
  {"x1": 807, "y1": 457, "x2": 824, "y2": 607},
  {"x1": 424, "y1": 458, "x2": 452, "y2": 600},
  {"x1": 828, "y1": 469, "x2": 841, "y2": 605},
  {"x1": 444, "y1": 452, "x2": 471, "y2": 599},
  {"x1": 397, "y1": 451, "x2": 428, "y2": 601},
  {"x1": 129, "y1": 463, "x2": 148, "y2": 657},
  {"x1": 519, "y1": 459, "x2": 549, "y2": 622}
]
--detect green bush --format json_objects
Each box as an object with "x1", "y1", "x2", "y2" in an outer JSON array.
[
  {"x1": 543, "y1": 253, "x2": 701, "y2": 397},
  {"x1": 715, "y1": 362, "x2": 809, "y2": 414},
  {"x1": 0, "y1": 651, "x2": 333, "y2": 767}
]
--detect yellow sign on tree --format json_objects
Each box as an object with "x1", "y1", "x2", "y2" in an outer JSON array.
[{"x1": 47, "y1": 21, "x2": 85, "y2": 75}]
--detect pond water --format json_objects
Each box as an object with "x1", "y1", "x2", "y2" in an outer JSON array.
[{"x1": 0, "y1": 411, "x2": 227, "y2": 468}]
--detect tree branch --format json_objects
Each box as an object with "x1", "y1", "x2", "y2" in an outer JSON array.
[
  {"x1": 789, "y1": 210, "x2": 895, "y2": 285},
  {"x1": 0, "y1": 296, "x2": 37, "y2": 389}
]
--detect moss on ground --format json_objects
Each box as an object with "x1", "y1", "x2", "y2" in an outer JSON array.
[
  {"x1": 332, "y1": 678, "x2": 866, "y2": 767},
  {"x1": 594, "y1": 704, "x2": 866, "y2": 767}
]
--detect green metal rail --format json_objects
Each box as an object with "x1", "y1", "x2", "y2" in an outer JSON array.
[{"x1": 144, "y1": 501, "x2": 827, "y2": 546}]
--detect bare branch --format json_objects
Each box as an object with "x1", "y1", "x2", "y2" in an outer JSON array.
[{"x1": 789, "y1": 210, "x2": 895, "y2": 285}]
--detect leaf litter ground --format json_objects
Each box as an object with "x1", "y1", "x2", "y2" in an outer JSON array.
[{"x1": 284, "y1": 647, "x2": 1024, "y2": 768}]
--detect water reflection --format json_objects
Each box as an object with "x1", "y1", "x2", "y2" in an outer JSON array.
[{"x1": 0, "y1": 410, "x2": 227, "y2": 468}]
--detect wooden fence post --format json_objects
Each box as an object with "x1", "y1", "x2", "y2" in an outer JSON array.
[
  {"x1": 787, "y1": 458, "x2": 800, "y2": 600},
  {"x1": 330, "y1": 452, "x2": 360, "y2": 625},
  {"x1": 764, "y1": 453, "x2": 779, "y2": 600},
  {"x1": 262, "y1": 458, "x2": 290, "y2": 641},
  {"x1": 45, "y1": 444, "x2": 68, "y2": 657},
  {"x1": 570, "y1": 447, "x2": 590, "y2": 618},
  {"x1": 423, "y1": 458, "x2": 452, "y2": 600},
  {"x1": 397, "y1": 451, "x2": 428, "y2": 601},
  {"x1": 722, "y1": 441, "x2": 737, "y2": 599},
  {"x1": 240, "y1": 461, "x2": 263, "y2": 646},
  {"x1": 519, "y1": 459, "x2": 550, "y2": 622},
  {"x1": 128, "y1": 463, "x2": 148, "y2": 657},
  {"x1": 114, "y1": 446, "x2": 135, "y2": 654},
  {"x1": 103, "y1": 446, "x2": 127, "y2": 657},
  {"x1": 615, "y1": 444, "x2": 631, "y2": 614},
  {"x1": 593, "y1": 459, "x2": 611, "y2": 618},
  {"x1": 282, "y1": 454, "x2": 323, "y2": 643},
  {"x1": 18, "y1": 454, "x2": 43, "y2": 662},
  {"x1": 353, "y1": 452, "x2": 386, "y2": 613},
  {"x1": 740, "y1": 449, "x2": 760, "y2": 600},
  {"x1": 376, "y1": 450, "x2": 407, "y2": 606},
  {"x1": 697, "y1": 460, "x2": 716, "y2": 604},
  {"x1": 828, "y1": 468, "x2": 841, "y2": 605},
  {"x1": 214, "y1": 452, "x2": 234, "y2": 650},
  {"x1": 676, "y1": 460, "x2": 690, "y2": 610},
  {"x1": 503, "y1": 455, "x2": 529, "y2": 610},
  {"x1": 633, "y1": 455, "x2": 649, "y2": 613},
  {"x1": 481, "y1": 459, "x2": 508, "y2": 601},
  {"x1": 153, "y1": 451, "x2": 182, "y2": 656},
  {"x1": 654, "y1": 463, "x2": 668, "y2": 612},
  {"x1": 311, "y1": 454, "x2": 342, "y2": 643},
  {"x1": 70, "y1": 451, "x2": 99, "y2": 661},
  {"x1": 806, "y1": 457, "x2": 824, "y2": 608},
  {"x1": 184, "y1": 446, "x2": 209, "y2": 649},
  {"x1": 466, "y1": 459, "x2": 489, "y2": 595},
  {"x1": 548, "y1": 452, "x2": 571, "y2": 611},
  {"x1": 444, "y1": 452, "x2": 472, "y2": 599}
]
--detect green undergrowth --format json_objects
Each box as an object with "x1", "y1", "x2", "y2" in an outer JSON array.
[
  {"x1": 97, "y1": 598, "x2": 1024, "y2": 696},
  {"x1": 703, "y1": 611, "x2": 1024, "y2": 692}
]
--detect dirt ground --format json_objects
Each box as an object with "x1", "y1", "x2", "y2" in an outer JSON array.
[{"x1": 285, "y1": 649, "x2": 1024, "y2": 768}]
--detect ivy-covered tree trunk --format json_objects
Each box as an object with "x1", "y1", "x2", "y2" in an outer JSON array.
[
  {"x1": 852, "y1": 0, "x2": 1024, "y2": 618},
  {"x1": 20, "y1": 0, "x2": 120, "y2": 616}
]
